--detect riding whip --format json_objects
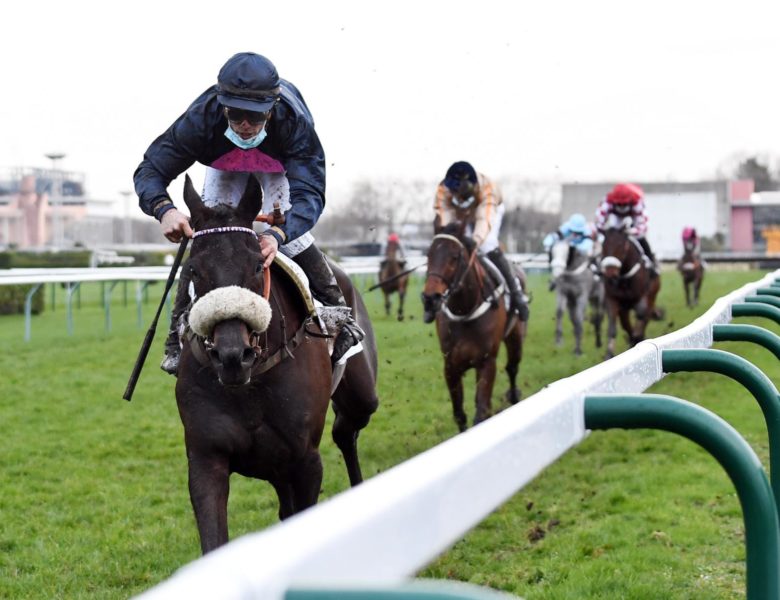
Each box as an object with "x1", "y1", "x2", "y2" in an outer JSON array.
[
  {"x1": 122, "y1": 236, "x2": 189, "y2": 401},
  {"x1": 367, "y1": 264, "x2": 423, "y2": 292}
]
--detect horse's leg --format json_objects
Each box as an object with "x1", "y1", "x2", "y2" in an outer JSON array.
[
  {"x1": 473, "y1": 357, "x2": 497, "y2": 426},
  {"x1": 331, "y1": 352, "x2": 379, "y2": 487},
  {"x1": 187, "y1": 455, "x2": 231, "y2": 553},
  {"x1": 571, "y1": 293, "x2": 587, "y2": 356},
  {"x1": 554, "y1": 292, "x2": 564, "y2": 347},
  {"x1": 683, "y1": 276, "x2": 692, "y2": 308},
  {"x1": 383, "y1": 291, "x2": 391, "y2": 316},
  {"x1": 605, "y1": 298, "x2": 619, "y2": 359},
  {"x1": 694, "y1": 271, "x2": 702, "y2": 306},
  {"x1": 444, "y1": 362, "x2": 468, "y2": 432},
  {"x1": 270, "y1": 480, "x2": 296, "y2": 520},
  {"x1": 503, "y1": 323, "x2": 523, "y2": 405},
  {"x1": 289, "y1": 450, "x2": 324, "y2": 514},
  {"x1": 397, "y1": 288, "x2": 406, "y2": 322},
  {"x1": 590, "y1": 286, "x2": 604, "y2": 349}
]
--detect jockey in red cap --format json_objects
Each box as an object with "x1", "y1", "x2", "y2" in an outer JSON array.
[{"x1": 595, "y1": 183, "x2": 658, "y2": 272}]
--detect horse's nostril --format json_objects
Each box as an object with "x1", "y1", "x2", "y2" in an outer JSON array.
[{"x1": 242, "y1": 347, "x2": 256, "y2": 364}]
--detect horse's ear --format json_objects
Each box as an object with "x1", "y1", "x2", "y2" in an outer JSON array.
[
  {"x1": 236, "y1": 175, "x2": 263, "y2": 225},
  {"x1": 182, "y1": 174, "x2": 204, "y2": 220}
]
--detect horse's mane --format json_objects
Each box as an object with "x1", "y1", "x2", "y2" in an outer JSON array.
[{"x1": 439, "y1": 223, "x2": 476, "y2": 254}]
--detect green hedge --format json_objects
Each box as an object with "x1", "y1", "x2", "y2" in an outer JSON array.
[
  {"x1": 0, "y1": 284, "x2": 44, "y2": 315},
  {"x1": 0, "y1": 251, "x2": 92, "y2": 268}
]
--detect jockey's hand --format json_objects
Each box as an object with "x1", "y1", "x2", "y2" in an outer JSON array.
[
  {"x1": 160, "y1": 209, "x2": 194, "y2": 243},
  {"x1": 259, "y1": 233, "x2": 279, "y2": 269}
]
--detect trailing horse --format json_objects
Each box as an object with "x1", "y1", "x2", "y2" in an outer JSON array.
[
  {"x1": 599, "y1": 223, "x2": 661, "y2": 359},
  {"x1": 421, "y1": 227, "x2": 526, "y2": 432},
  {"x1": 677, "y1": 243, "x2": 704, "y2": 308},
  {"x1": 549, "y1": 239, "x2": 604, "y2": 355},
  {"x1": 378, "y1": 240, "x2": 409, "y2": 321},
  {"x1": 175, "y1": 175, "x2": 378, "y2": 553}
]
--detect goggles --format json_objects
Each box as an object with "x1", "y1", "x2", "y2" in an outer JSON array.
[{"x1": 225, "y1": 107, "x2": 270, "y2": 125}]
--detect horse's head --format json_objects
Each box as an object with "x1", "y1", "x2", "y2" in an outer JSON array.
[
  {"x1": 183, "y1": 174, "x2": 270, "y2": 386},
  {"x1": 549, "y1": 239, "x2": 571, "y2": 281},
  {"x1": 599, "y1": 226, "x2": 634, "y2": 279},
  {"x1": 421, "y1": 226, "x2": 473, "y2": 323}
]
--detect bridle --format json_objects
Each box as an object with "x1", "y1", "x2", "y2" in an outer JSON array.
[
  {"x1": 192, "y1": 226, "x2": 271, "y2": 299},
  {"x1": 601, "y1": 228, "x2": 643, "y2": 280},
  {"x1": 425, "y1": 234, "x2": 480, "y2": 300}
]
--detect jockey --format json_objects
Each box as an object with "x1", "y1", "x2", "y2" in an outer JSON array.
[
  {"x1": 543, "y1": 213, "x2": 595, "y2": 257},
  {"x1": 595, "y1": 183, "x2": 658, "y2": 272},
  {"x1": 433, "y1": 161, "x2": 529, "y2": 321},
  {"x1": 682, "y1": 226, "x2": 700, "y2": 254},
  {"x1": 133, "y1": 52, "x2": 364, "y2": 374},
  {"x1": 385, "y1": 232, "x2": 407, "y2": 261}
]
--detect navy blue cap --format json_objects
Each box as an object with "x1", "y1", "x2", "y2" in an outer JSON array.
[
  {"x1": 217, "y1": 52, "x2": 281, "y2": 112},
  {"x1": 443, "y1": 161, "x2": 477, "y2": 191}
]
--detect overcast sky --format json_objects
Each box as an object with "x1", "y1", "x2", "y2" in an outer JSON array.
[{"x1": 2, "y1": 0, "x2": 780, "y2": 215}]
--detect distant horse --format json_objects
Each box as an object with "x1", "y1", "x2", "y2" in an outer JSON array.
[
  {"x1": 677, "y1": 243, "x2": 704, "y2": 308},
  {"x1": 549, "y1": 239, "x2": 604, "y2": 355},
  {"x1": 599, "y1": 223, "x2": 661, "y2": 359},
  {"x1": 421, "y1": 227, "x2": 526, "y2": 432},
  {"x1": 378, "y1": 240, "x2": 409, "y2": 321},
  {"x1": 176, "y1": 174, "x2": 378, "y2": 553}
]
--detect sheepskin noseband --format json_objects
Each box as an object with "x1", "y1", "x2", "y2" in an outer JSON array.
[{"x1": 189, "y1": 285, "x2": 272, "y2": 337}]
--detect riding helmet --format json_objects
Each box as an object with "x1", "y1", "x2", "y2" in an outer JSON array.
[{"x1": 217, "y1": 52, "x2": 281, "y2": 112}]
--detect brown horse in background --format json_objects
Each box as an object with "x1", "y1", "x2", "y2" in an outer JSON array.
[
  {"x1": 421, "y1": 226, "x2": 526, "y2": 432},
  {"x1": 378, "y1": 240, "x2": 409, "y2": 321},
  {"x1": 599, "y1": 223, "x2": 661, "y2": 359},
  {"x1": 677, "y1": 243, "x2": 704, "y2": 308},
  {"x1": 175, "y1": 175, "x2": 378, "y2": 554}
]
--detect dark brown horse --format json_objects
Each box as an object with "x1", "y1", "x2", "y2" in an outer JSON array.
[
  {"x1": 599, "y1": 223, "x2": 661, "y2": 359},
  {"x1": 378, "y1": 240, "x2": 409, "y2": 321},
  {"x1": 677, "y1": 243, "x2": 704, "y2": 308},
  {"x1": 421, "y1": 227, "x2": 526, "y2": 432},
  {"x1": 176, "y1": 175, "x2": 377, "y2": 553}
]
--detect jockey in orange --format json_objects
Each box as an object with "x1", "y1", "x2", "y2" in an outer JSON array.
[
  {"x1": 595, "y1": 183, "x2": 658, "y2": 272},
  {"x1": 433, "y1": 161, "x2": 528, "y2": 321}
]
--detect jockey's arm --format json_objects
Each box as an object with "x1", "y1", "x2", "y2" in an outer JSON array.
[
  {"x1": 433, "y1": 184, "x2": 457, "y2": 230},
  {"x1": 471, "y1": 181, "x2": 498, "y2": 247}
]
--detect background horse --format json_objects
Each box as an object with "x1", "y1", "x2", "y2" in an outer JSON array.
[
  {"x1": 549, "y1": 239, "x2": 604, "y2": 355},
  {"x1": 421, "y1": 227, "x2": 526, "y2": 432},
  {"x1": 176, "y1": 175, "x2": 377, "y2": 553},
  {"x1": 378, "y1": 239, "x2": 409, "y2": 321},
  {"x1": 599, "y1": 223, "x2": 661, "y2": 359},
  {"x1": 677, "y1": 243, "x2": 704, "y2": 308}
]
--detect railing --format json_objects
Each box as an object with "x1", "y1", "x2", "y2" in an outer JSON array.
[{"x1": 135, "y1": 270, "x2": 780, "y2": 600}]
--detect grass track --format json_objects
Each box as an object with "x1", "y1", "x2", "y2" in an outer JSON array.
[{"x1": 0, "y1": 266, "x2": 776, "y2": 598}]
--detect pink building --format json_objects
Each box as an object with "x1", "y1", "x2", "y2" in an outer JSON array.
[{"x1": 0, "y1": 169, "x2": 88, "y2": 248}]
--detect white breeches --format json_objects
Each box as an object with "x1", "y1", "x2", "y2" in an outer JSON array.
[
  {"x1": 201, "y1": 167, "x2": 314, "y2": 257},
  {"x1": 463, "y1": 202, "x2": 504, "y2": 253}
]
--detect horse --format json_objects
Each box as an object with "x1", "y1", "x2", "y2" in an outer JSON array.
[
  {"x1": 378, "y1": 240, "x2": 409, "y2": 321},
  {"x1": 599, "y1": 222, "x2": 661, "y2": 359},
  {"x1": 421, "y1": 226, "x2": 526, "y2": 432},
  {"x1": 549, "y1": 238, "x2": 604, "y2": 355},
  {"x1": 175, "y1": 174, "x2": 378, "y2": 554},
  {"x1": 677, "y1": 243, "x2": 704, "y2": 308}
]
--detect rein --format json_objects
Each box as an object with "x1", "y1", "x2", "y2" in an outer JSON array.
[{"x1": 427, "y1": 234, "x2": 500, "y2": 322}]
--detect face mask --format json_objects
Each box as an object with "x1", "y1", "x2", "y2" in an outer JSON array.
[{"x1": 224, "y1": 125, "x2": 267, "y2": 149}]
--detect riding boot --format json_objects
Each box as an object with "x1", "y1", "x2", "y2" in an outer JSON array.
[
  {"x1": 638, "y1": 237, "x2": 659, "y2": 275},
  {"x1": 160, "y1": 259, "x2": 192, "y2": 375},
  {"x1": 292, "y1": 244, "x2": 365, "y2": 365},
  {"x1": 486, "y1": 248, "x2": 529, "y2": 321}
]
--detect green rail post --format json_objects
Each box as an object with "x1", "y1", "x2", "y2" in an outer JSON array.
[
  {"x1": 287, "y1": 581, "x2": 521, "y2": 600},
  {"x1": 713, "y1": 323, "x2": 780, "y2": 361},
  {"x1": 104, "y1": 281, "x2": 121, "y2": 332},
  {"x1": 758, "y1": 288, "x2": 780, "y2": 298},
  {"x1": 584, "y1": 394, "x2": 780, "y2": 600},
  {"x1": 662, "y1": 348, "x2": 780, "y2": 504},
  {"x1": 732, "y1": 302, "x2": 780, "y2": 327},
  {"x1": 745, "y1": 295, "x2": 780, "y2": 310}
]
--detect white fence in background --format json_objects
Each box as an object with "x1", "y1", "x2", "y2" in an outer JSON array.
[{"x1": 135, "y1": 269, "x2": 780, "y2": 599}]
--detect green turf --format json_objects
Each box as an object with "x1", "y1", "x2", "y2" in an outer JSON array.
[{"x1": 0, "y1": 267, "x2": 776, "y2": 599}]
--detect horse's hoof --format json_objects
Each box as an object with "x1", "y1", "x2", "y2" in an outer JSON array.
[
  {"x1": 505, "y1": 389, "x2": 522, "y2": 405},
  {"x1": 397, "y1": 315, "x2": 404, "y2": 322},
  {"x1": 574, "y1": 348, "x2": 583, "y2": 356}
]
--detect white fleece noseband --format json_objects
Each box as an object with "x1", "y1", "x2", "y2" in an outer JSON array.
[{"x1": 189, "y1": 285, "x2": 272, "y2": 337}]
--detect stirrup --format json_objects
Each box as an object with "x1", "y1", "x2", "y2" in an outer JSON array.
[{"x1": 160, "y1": 346, "x2": 180, "y2": 376}]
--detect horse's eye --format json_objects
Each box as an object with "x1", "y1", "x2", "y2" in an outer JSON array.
[
  {"x1": 255, "y1": 261, "x2": 264, "y2": 275},
  {"x1": 189, "y1": 266, "x2": 199, "y2": 280}
]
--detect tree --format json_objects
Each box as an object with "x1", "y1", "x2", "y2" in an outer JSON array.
[{"x1": 736, "y1": 156, "x2": 777, "y2": 192}]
